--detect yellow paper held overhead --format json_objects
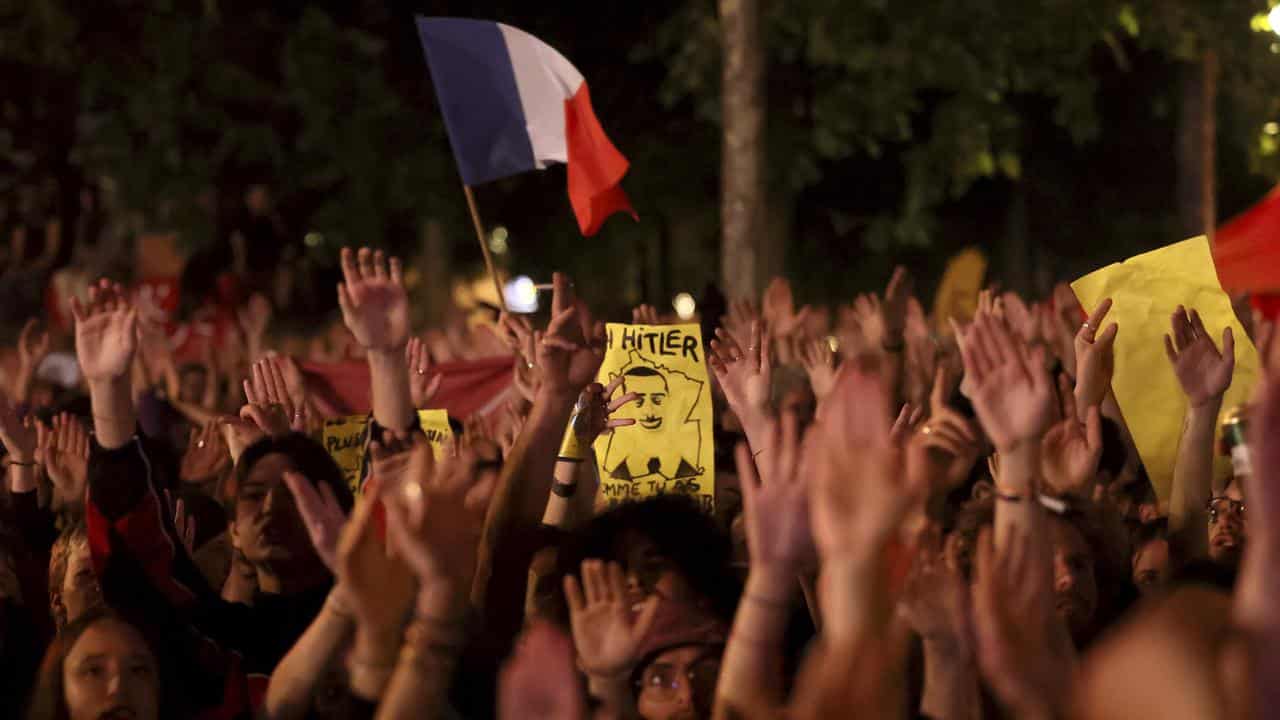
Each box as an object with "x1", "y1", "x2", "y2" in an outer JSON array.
[
  {"x1": 322, "y1": 409, "x2": 454, "y2": 496},
  {"x1": 1071, "y1": 236, "x2": 1259, "y2": 501},
  {"x1": 593, "y1": 323, "x2": 715, "y2": 514}
]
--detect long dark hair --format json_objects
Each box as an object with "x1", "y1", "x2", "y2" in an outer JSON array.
[
  {"x1": 226, "y1": 432, "x2": 353, "y2": 512},
  {"x1": 25, "y1": 607, "x2": 187, "y2": 720}
]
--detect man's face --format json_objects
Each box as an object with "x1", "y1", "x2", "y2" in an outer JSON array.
[
  {"x1": 60, "y1": 541, "x2": 102, "y2": 627},
  {"x1": 624, "y1": 374, "x2": 671, "y2": 432},
  {"x1": 635, "y1": 645, "x2": 721, "y2": 720},
  {"x1": 231, "y1": 453, "x2": 315, "y2": 569},
  {"x1": 1051, "y1": 519, "x2": 1098, "y2": 640},
  {"x1": 1132, "y1": 537, "x2": 1171, "y2": 596},
  {"x1": 1207, "y1": 482, "x2": 1246, "y2": 566}
]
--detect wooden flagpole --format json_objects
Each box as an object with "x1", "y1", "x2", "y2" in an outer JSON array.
[{"x1": 462, "y1": 184, "x2": 509, "y2": 313}]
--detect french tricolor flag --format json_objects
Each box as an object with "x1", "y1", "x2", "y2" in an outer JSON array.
[{"x1": 416, "y1": 17, "x2": 637, "y2": 236}]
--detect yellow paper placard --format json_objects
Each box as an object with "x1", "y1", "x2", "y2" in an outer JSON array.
[
  {"x1": 322, "y1": 411, "x2": 455, "y2": 496},
  {"x1": 932, "y1": 247, "x2": 988, "y2": 334},
  {"x1": 322, "y1": 416, "x2": 370, "y2": 496},
  {"x1": 593, "y1": 324, "x2": 715, "y2": 513},
  {"x1": 1071, "y1": 237, "x2": 1259, "y2": 500},
  {"x1": 417, "y1": 409, "x2": 454, "y2": 450}
]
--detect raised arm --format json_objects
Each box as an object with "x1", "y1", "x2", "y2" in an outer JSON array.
[
  {"x1": 73, "y1": 280, "x2": 139, "y2": 448},
  {"x1": 542, "y1": 377, "x2": 635, "y2": 529},
  {"x1": 475, "y1": 273, "x2": 602, "y2": 634},
  {"x1": 337, "y1": 247, "x2": 414, "y2": 431},
  {"x1": 1165, "y1": 306, "x2": 1234, "y2": 560},
  {"x1": 376, "y1": 434, "x2": 498, "y2": 720},
  {"x1": 714, "y1": 410, "x2": 813, "y2": 719},
  {"x1": 960, "y1": 315, "x2": 1055, "y2": 549}
]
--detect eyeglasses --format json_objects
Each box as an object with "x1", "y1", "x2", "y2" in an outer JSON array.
[
  {"x1": 637, "y1": 656, "x2": 721, "y2": 702},
  {"x1": 1206, "y1": 497, "x2": 1245, "y2": 525}
]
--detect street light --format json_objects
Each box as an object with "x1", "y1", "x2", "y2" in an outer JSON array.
[{"x1": 1270, "y1": 5, "x2": 1280, "y2": 36}]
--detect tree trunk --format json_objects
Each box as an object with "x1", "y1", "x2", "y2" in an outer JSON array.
[
  {"x1": 1176, "y1": 51, "x2": 1218, "y2": 241},
  {"x1": 719, "y1": 0, "x2": 766, "y2": 301}
]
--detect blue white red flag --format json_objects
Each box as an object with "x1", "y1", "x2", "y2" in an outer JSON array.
[{"x1": 416, "y1": 17, "x2": 637, "y2": 236}]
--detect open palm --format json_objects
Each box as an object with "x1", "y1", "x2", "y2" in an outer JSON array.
[
  {"x1": 962, "y1": 317, "x2": 1055, "y2": 452},
  {"x1": 564, "y1": 560, "x2": 660, "y2": 677},
  {"x1": 337, "y1": 247, "x2": 410, "y2": 352},
  {"x1": 709, "y1": 321, "x2": 772, "y2": 423},
  {"x1": 72, "y1": 283, "x2": 138, "y2": 383},
  {"x1": 1165, "y1": 306, "x2": 1234, "y2": 408}
]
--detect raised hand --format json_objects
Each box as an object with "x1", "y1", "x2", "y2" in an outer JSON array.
[
  {"x1": 1073, "y1": 298, "x2": 1118, "y2": 414},
  {"x1": 799, "y1": 336, "x2": 839, "y2": 402},
  {"x1": 72, "y1": 279, "x2": 138, "y2": 383},
  {"x1": 563, "y1": 560, "x2": 660, "y2": 678},
  {"x1": 38, "y1": 413, "x2": 90, "y2": 508},
  {"x1": 960, "y1": 315, "x2": 1055, "y2": 453},
  {"x1": 240, "y1": 362, "x2": 293, "y2": 437},
  {"x1": 1039, "y1": 406, "x2": 1103, "y2": 496},
  {"x1": 709, "y1": 320, "x2": 772, "y2": 430},
  {"x1": 219, "y1": 416, "x2": 265, "y2": 464},
  {"x1": 498, "y1": 622, "x2": 585, "y2": 720},
  {"x1": 333, "y1": 480, "x2": 416, "y2": 638},
  {"x1": 283, "y1": 470, "x2": 348, "y2": 572},
  {"x1": 734, "y1": 410, "x2": 815, "y2": 573},
  {"x1": 724, "y1": 299, "x2": 761, "y2": 346},
  {"x1": 337, "y1": 247, "x2": 409, "y2": 353},
  {"x1": 535, "y1": 273, "x2": 604, "y2": 400},
  {"x1": 880, "y1": 266, "x2": 913, "y2": 348},
  {"x1": 631, "y1": 304, "x2": 661, "y2": 326},
  {"x1": 1165, "y1": 305, "x2": 1235, "y2": 409},
  {"x1": 900, "y1": 531, "x2": 970, "y2": 654},
  {"x1": 970, "y1": 527, "x2": 1075, "y2": 718},
  {"x1": 377, "y1": 433, "x2": 497, "y2": 587},
  {"x1": 267, "y1": 355, "x2": 321, "y2": 432},
  {"x1": 406, "y1": 337, "x2": 443, "y2": 409},
  {"x1": 0, "y1": 389, "x2": 36, "y2": 462},
  {"x1": 762, "y1": 277, "x2": 811, "y2": 338},
  {"x1": 570, "y1": 377, "x2": 637, "y2": 447},
  {"x1": 180, "y1": 421, "x2": 231, "y2": 485},
  {"x1": 809, "y1": 364, "x2": 919, "y2": 559},
  {"x1": 909, "y1": 366, "x2": 982, "y2": 492},
  {"x1": 17, "y1": 318, "x2": 51, "y2": 374}
]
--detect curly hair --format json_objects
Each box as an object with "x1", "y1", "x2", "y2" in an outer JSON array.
[
  {"x1": 542, "y1": 495, "x2": 742, "y2": 628},
  {"x1": 47, "y1": 521, "x2": 89, "y2": 631}
]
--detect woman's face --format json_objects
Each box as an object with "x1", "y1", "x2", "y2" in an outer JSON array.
[
  {"x1": 63, "y1": 618, "x2": 159, "y2": 720},
  {"x1": 620, "y1": 532, "x2": 700, "y2": 610}
]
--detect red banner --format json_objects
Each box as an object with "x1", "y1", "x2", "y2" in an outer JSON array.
[{"x1": 300, "y1": 355, "x2": 514, "y2": 419}]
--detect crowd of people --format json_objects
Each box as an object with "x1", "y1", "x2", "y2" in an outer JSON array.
[{"x1": 0, "y1": 234, "x2": 1276, "y2": 720}]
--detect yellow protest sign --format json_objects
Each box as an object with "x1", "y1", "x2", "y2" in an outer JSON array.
[
  {"x1": 322, "y1": 416, "x2": 370, "y2": 496},
  {"x1": 322, "y1": 410, "x2": 455, "y2": 496},
  {"x1": 1071, "y1": 236, "x2": 1260, "y2": 500},
  {"x1": 416, "y1": 409, "x2": 455, "y2": 451},
  {"x1": 592, "y1": 323, "x2": 715, "y2": 513},
  {"x1": 932, "y1": 247, "x2": 987, "y2": 334}
]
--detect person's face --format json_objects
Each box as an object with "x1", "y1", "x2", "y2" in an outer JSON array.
[
  {"x1": 635, "y1": 645, "x2": 721, "y2": 720},
  {"x1": 1050, "y1": 519, "x2": 1098, "y2": 639},
  {"x1": 178, "y1": 368, "x2": 207, "y2": 405},
  {"x1": 58, "y1": 542, "x2": 102, "y2": 627},
  {"x1": 230, "y1": 453, "x2": 315, "y2": 569},
  {"x1": 620, "y1": 533, "x2": 699, "y2": 611},
  {"x1": 1207, "y1": 482, "x2": 1246, "y2": 566},
  {"x1": 1132, "y1": 537, "x2": 1171, "y2": 597},
  {"x1": 623, "y1": 374, "x2": 671, "y2": 431},
  {"x1": 63, "y1": 618, "x2": 160, "y2": 720}
]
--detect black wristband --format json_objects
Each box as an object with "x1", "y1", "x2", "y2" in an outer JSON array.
[{"x1": 551, "y1": 482, "x2": 578, "y2": 498}]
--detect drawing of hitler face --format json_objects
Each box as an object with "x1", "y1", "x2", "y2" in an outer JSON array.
[{"x1": 622, "y1": 367, "x2": 671, "y2": 431}]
